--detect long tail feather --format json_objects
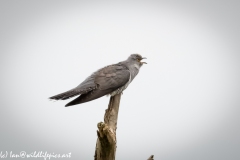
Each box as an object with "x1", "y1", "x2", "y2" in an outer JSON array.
[
  {"x1": 49, "y1": 89, "x2": 81, "y2": 100},
  {"x1": 65, "y1": 89, "x2": 113, "y2": 107}
]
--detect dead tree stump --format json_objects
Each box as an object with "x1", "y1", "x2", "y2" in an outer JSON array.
[
  {"x1": 93, "y1": 93, "x2": 153, "y2": 160},
  {"x1": 147, "y1": 155, "x2": 154, "y2": 160},
  {"x1": 94, "y1": 94, "x2": 121, "y2": 160}
]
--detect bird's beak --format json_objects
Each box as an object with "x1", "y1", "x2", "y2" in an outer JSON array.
[{"x1": 141, "y1": 57, "x2": 147, "y2": 64}]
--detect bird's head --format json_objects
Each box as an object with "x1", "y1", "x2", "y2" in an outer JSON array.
[{"x1": 128, "y1": 54, "x2": 147, "y2": 67}]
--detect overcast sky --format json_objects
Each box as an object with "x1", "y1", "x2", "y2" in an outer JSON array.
[{"x1": 0, "y1": 0, "x2": 240, "y2": 160}]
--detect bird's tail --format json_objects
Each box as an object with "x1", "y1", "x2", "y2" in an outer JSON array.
[
  {"x1": 65, "y1": 89, "x2": 112, "y2": 107},
  {"x1": 49, "y1": 89, "x2": 81, "y2": 100}
]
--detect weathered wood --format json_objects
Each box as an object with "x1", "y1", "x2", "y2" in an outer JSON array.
[
  {"x1": 94, "y1": 94, "x2": 121, "y2": 160},
  {"x1": 147, "y1": 155, "x2": 154, "y2": 160}
]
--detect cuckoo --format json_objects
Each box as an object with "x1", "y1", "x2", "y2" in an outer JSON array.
[{"x1": 49, "y1": 54, "x2": 147, "y2": 106}]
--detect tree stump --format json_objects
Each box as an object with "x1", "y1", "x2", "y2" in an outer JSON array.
[
  {"x1": 94, "y1": 94, "x2": 121, "y2": 160},
  {"x1": 147, "y1": 155, "x2": 154, "y2": 160},
  {"x1": 93, "y1": 93, "x2": 153, "y2": 160}
]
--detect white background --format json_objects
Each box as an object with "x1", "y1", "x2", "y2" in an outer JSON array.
[{"x1": 0, "y1": 0, "x2": 240, "y2": 159}]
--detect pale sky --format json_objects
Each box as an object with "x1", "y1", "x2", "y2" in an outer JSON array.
[{"x1": 0, "y1": 0, "x2": 240, "y2": 160}]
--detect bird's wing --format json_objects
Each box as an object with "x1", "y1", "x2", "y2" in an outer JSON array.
[
  {"x1": 49, "y1": 64, "x2": 129, "y2": 100},
  {"x1": 94, "y1": 64, "x2": 130, "y2": 91},
  {"x1": 64, "y1": 64, "x2": 130, "y2": 106}
]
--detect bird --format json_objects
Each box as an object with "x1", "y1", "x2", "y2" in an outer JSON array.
[{"x1": 49, "y1": 54, "x2": 147, "y2": 107}]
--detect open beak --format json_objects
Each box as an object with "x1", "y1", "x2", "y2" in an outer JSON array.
[{"x1": 140, "y1": 57, "x2": 147, "y2": 64}]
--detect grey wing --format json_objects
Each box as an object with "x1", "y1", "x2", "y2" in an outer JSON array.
[
  {"x1": 64, "y1": 64, "x2": 130, "y2": 106},
  {"x1": 49, "y1": 64, "x2": 130, "y2": 101},
  {"x1": 94, "y1": 64, "x2": 130, "y2": 91}
]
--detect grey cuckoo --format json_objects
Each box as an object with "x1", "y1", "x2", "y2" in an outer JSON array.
[{"x1": 49, "y1": 54, "x2": 147, "y2": 107}]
